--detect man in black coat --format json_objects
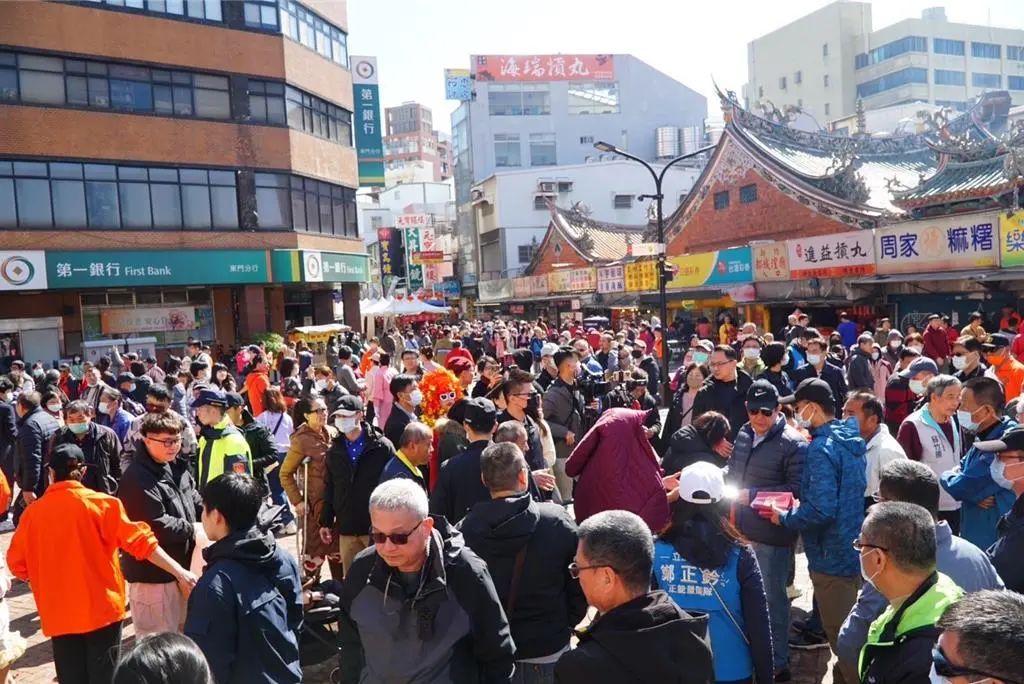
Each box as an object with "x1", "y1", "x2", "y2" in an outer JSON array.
[
  {"x1": 12, "y1": 391, "x2": 59, "y2": 525},
  {"x1": 117, "y1": 412, "x2": 201, "y2": 636},
  {"x1": 50, "y1": 400, "x2": 121, "y2": 494},
  {"x1": 692, "y1": 345, "x2": 753, "y2": 440},
  {"x1": 791, "y1": 337, "x2": 848, "y2": 416},
  {"x1": 459, "y1": 442, "x2": 586, "y2": 676},
  {"x1": 0, "y1": 379, "x2": 18, "y2": 507},
  {"x1": 319, "y1": 395, "x2": 396, "y2": 574},
  {"x1": 429, "y1": 398, "x2": 496, "y2": 524},
  {"x1": 383, "y1": 374, "x2": 419, "y2": 448}
]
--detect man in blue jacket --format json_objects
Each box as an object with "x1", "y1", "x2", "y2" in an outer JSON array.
[
  {"x1": 941, "y1": 377, "x2": 1017, "y2": 550},
  {"x1": 185, "y1": 473, "x2": 302, "y2": 684},
  {"x1": 772, "y1": 378, "x2": 866, "y2": 684}
]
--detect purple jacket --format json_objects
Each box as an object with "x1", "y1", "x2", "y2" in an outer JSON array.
[{"x1": 565, "y1": 408, "x2": 669, "y2": 532}]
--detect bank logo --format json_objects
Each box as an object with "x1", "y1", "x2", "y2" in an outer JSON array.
[
  {"x1": 303, "y1": 251, "x2": 324, "y2": 283},
  {"x1": 0, "y1": 251, "x2": 47, "y2": 291},
  {"x1": 1, "y1": 257, "x2": 34, "y2": 286}
]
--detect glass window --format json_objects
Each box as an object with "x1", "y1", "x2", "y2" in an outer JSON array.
[
  {"x1": 210, "y1": 186, "x2": 237, "y2": 228},
  {"x1": 971, "y1": 42, "x2": 1001, "y2": 59},
  {"x1": 66, "y1": 76, "x2": 89, "y2": 105},
  {"x1": 740, "y1": 184, "x2": 758, "y2": 203},
  {"x1": 254, "y1": 173, "x2": 290, "y2": 229},
  {"x1": 50, "y1": 162, "x2": 83, "y2": 179},
  {"x1": 857, "y1": 68, "x2": 928, "y2": 97},
  {"x1": 304, "y1": 188, "x2": 319, "y2": 232},
  {"x1": 14, "y1": 162, "x2": 47, "y2": 177},
  {"x1": 15, "y1": 178, "x2": 52, "y2": 227},
  {"x1": 291, "y1": 188, "x2": 306, "y2": 229},
  {"x1": 855, "y1": 36, "x2": 928, "y2": 68},
  {"x1": 494, "y1": 133, "x2": 520, "y2": 167},
  {"x1": 110, "y1": 79, "x2": 154, "y2": 111},
  {"x1": 567, "y1": 82, "x2": 619, "y2": 114},
  {"x1": 154, "y1": 84, "x2": 174, "y2": 113},
  {"x1": 934, "y1": 70, "x2": 965, "y2": 86},
  {"x1": 0, "y1": 63, "x2": 16, "y2": 101},
  {"x1": 151, "y1": 183, "x2": 182, "y2": 227},
  {"x1": 1009, "y1": 47, "x2": 1024, "y2": 62},
  {"x1": 20, "y1": 68, "x2": 64, "y2": 105},
  {"x1": 194, "y1": 87, "x2": 229, "y2": 118},
  {"x1": 51, "y1": 180, "x2": 87, "y2": 227},
  {"x1": 1010, "y1": 76, "x2": 1024, "y2": 91},
  {"x1": 529, "y1": 132, "x2": 556, "y2": 166},
  {"x1": 934, "y1": 39, "x2": 965, "y2": 55},
  {"x1": 85, "y1": 181, "x2": 120, "y2": 228},
  {"x1": 713, "y1": 191, "x2": 729, "y2": 210},
  {"x1": 119, "y1": 182, "x2": 152, "y2": 227},
  {"x1": 613, "y1": 194, "x2": 632, "y2": 209},
  {"x1": 181, "y1": 185, "x2": 212, "y2": 229},
  {"x1": 0, "y1": 179, "x2": 15, "y2": 226},
  {"x1": 973, "y1": 72, "x2": 1001, "y2": 88},
  {"x1": 88, "y1": 77, "x2": 110, "y2": 107}
]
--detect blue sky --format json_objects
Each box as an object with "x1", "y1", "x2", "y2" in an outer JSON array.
[{"x1": 347, "y1": 0, "x2": 1022, "y2": 132}]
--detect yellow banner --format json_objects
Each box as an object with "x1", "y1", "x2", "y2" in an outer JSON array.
[{"x1": 625, "y1": 261, "x2": 657, "y2": 292}]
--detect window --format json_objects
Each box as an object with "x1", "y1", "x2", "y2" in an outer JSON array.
[
  {"x1": 284, "y1": 86, "x2": 352, "y2": 144},
  {"x1": 278, "y1": 0, "x2": 349, "y2": 68},
  {"x1": 518, "y1": 244, "x2": 535, "y2": 263},
  {"x1": 740, "y1": 184, "x2": 757, "y2": 204},
  {"x1": 567, "y1": 82, "x2": 619, "y2": 114},
  {"x1": 713, "y1": 191, "x2": 729, "y2": 210},
  {"x1": 972, "y1": 72, "x2": 1001, "y2": 88},
  {"x1": 934, "y1": 69, "x2": 965, "y2": 86},
  {"x1": 0, "y1": 51, "x2": 231, "y2": 120},
  {"x1": 824, "y1": 102, "x2": 830, "y2": 116},
  {"x1": 779, "y1": 76, "x2": 787, "y2": 90},
  {"x1": 487, "y1": 83, "x2": 550, "y2": 116},
  {"x1": 794, "y1": 70, "x2": 802, "y2": 84},
  {"x1": 1010, "y1": 46, "x2": 1024, "y2": 62},
  {"x1": 529, "y1": 133, "x2": 556, "y2": 166},
  {"x1": 934, "y1": 38, "x2": 965, "y2": 55},
  {"x1": 857, "y1": 68, "x2": 928, "y2": 97},
  {"x1": 822, "y1": 43, "x2": 829, "y2": 57},
  {"x1": 824, "y1": 74, "x2": 830, "y2": 87},
  {"x1": 494, "y1": 134, "x2": 521, "y2": 167},
  {"x1": 532, "y1": 195, "x2": 551, "y2": 210},
  {"x1": 0, "y1": 159, "x2": 238, "y2": 230},
  {"x1": 60, "y1": 0, "x2": 223, "y2": 21},
  {"x1": 855, "y1": 36, "x2": 928, "y2": 68},
  {"x1": 247, "y1": 79, "x2": 286, "y2": 124},
  {"x1": 579, "y1": 136, "x2": 593, "y2": 144},
  {"x1": 243, "y1": 0, "x2": 278, "y2": 29},
  {"x1": 613, "y1": 194, "x2": 632, "y2": 209},
  {"x1": 275, "y1": 173, "x2": 356, "y2": 236},
  {"x1": 1010, "y1": 76, "x2": 1024, "y2": 91},
  {"x1": 758, "y1": 86, "x2": 764, "y2": 98},
  {"x1": 971, "y1": 42, "x2": 1001, "y2": 59},
  {"x1": 557, "y1": 181, "x2": 573, "y2": 193}
]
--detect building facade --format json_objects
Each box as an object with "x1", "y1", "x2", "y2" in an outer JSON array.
[
  {"x1": 0, "y1": 0, "x2": 366, "y2": 363},
  {"x1": 744, "y1": 3, "x2": 1024, "y2": 122},
  {"x1": 383, "y1": 101, "x2": 451, "y2": 184}
]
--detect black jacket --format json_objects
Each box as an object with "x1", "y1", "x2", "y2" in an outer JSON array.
[
  {"x1": 692, "y1": 371, "x2": 753, "y2": 440},
  {"x1": 0, "y1": 401, "x2": 16, "y2": 471},
  {"x1": 320, "y1": 422, "x2": 395, "y2": 535},
  {"x1": 759, "y1": 368, "x2": 792, "y2": 398},
  {"x1": 15, "y1": 407, "x2": 59, "y2": 496},
  {"x1": 240, "y1": 413, "x2": 277, "y2": 489},
  {"x1": 458, "y1": 492, "x2": 586, "y2": 659},
  {"x1": 117, "y1": 445, "x2": 201, "y2": 583},
  {"x1": 184, "y1": 527, "x2": 303, "y2": 684},
  {"x1": 990, "y1": 492, "x2": 1024, "y2": 593},
  {"x1": 430, "y1": 439, "x2": 492, "y2": 524},
  {"x1": 792, "y1": 362, "x2": 848, "y2": 415},
  {"x1": 554, "y1": 591, "x2": 713, "y2": 684},
  {"x1": 664, "y1": 424, "x2": 728, "y2": 475},
  {"x1": 847, "y1": 348, "x2": 874, "y2": 392},
  {"x1": 638, "y1": 356, "x2": 661, "y2": 401},
  {"x1": 50, "y1": 422, "x2": 121, "y2": 494},
  {"x1": 339, "y1": 517, "x2": 514, "y2": 684},
  {"x1": 384, "y1": 405, "x2": 414, "y2": 448}
]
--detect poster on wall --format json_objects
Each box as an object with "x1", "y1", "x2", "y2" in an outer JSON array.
[{"x1": 101, "y1": 307, "x2": 197, "y2": 335}]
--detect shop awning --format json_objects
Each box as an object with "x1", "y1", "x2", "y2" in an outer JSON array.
[
  {"x1": 848, "y1": 270, "x2": 1000, "y2": 285},
  {"x1": 974, "y1": 268, "x2": 1024, "y2": 282}
]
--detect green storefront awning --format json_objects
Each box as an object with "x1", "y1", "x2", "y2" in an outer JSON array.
[
  {"x1": 46, "y1": 250, "x2": 269, "y2": 289},
  {"x1": 272, "y1": 250, "x2": 368, "y2": 284}
]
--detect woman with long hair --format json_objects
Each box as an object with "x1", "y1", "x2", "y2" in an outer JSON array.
[
  {"x1": 656, "y1": 462, "x2": 773, "y2": 684},
  {"x1": 242, "y1": 354, "x2": 271, "y2": 417},
  {"x1": 664, "y1": 410, "x2": 732, "y2": 475},
  {"x1": 255, "y1": 387, "x2": 296, "y2": 535},
  {"x1": 662, "y1": 362, "x2": 710, "y2": 451}
]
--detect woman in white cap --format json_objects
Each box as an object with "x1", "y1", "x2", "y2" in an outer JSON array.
[{"x1": 655, "y1": 462, "x2": 774, "y2": 684}]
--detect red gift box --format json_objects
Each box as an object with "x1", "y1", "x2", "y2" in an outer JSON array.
[{"x1": 751, "y1": 491, "x2": 794, "y2": 519}]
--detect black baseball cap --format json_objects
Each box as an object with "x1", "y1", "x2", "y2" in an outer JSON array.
[
  {"x1": 982, "y1": 333, "x2": 1013, "y2": 351},
  {"x1": 974, "y1": 425, "x2": 1024, "y2": 453},
  {"x1": 50, "y1": 443, "x2": 85, "y2": 471},
  {"x1": 332, "y1": 394, "x2": 364, "y2": 416},
  {"x1": 746, "y1": 380, "x2": 780, "y2": 411},
  {"x1": 780, "y1": 378, "x2": 835, "y2": 413},
  {"x1": 192, "y1": 388, "x2": 228, "y2": 408},
  {"x1": 463, "y1": 397, "x2": 497, "y2": 432}
]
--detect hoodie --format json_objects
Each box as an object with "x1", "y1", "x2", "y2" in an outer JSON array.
[
  {"x1": 458, "y1": 492, "x2": 587, "y2": 659},
  {"x1": 554, "y1": 591, "x2": 713, "y2": 684},
  {"x1": 184, "y1": 527, "x2": 303, "y2": 684}
]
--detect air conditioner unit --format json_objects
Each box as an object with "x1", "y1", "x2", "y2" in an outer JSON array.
[{"x1": 537, "y1": 181, "x2": 556, "y2": 193}]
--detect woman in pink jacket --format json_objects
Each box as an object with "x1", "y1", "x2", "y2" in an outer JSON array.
[
  {"x1": 369, "y1": 352, "x2": 396, "y2": 429},
  {"x1": 565, "y1": 407, "x2": 670, "y2": 532}
]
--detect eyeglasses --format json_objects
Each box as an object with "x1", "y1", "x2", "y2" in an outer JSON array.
[
  {"x1": 747, "y1": 407, "x2": 774, "y2": 417},
  {"x1": 568, "y1": 561, "x2": 612, "y2": 579},
  {"x1": 852, "y1": 539, "x2": 888, "y2": 552},
  {"x1": 439, "y1": 391, "x2": 457, "y2": 402},
  {"x1": 932, "y1": 646, "x2": 1009, "y2": 683},
  {"x1": 144, "y1": 436, "x2": 182, "y2": 448},
  {"x1": 370, "y1": 519, "x2": 424, "y2": 545}
]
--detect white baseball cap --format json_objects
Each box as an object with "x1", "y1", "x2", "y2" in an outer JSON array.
[{"x1": 677, "y1": 462, "x2": 727, "y2": 504}]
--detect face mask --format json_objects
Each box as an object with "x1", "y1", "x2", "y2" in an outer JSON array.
[
  {"x1": 47, "y1": 402, "x2": 62, "y2": 413},
  {"x1": 806, "y1": 354, "x2": 822, "y2": 367},
  {"x1": 692, "y1": 352, "x2": 709, "y2": 365},
  {"x1": 986, "y1": 354, "x2": 1003, "y2": 367},
  {"x1": 67, "y1": 421, "x2": 89, "y2": 435},
  {"x1": 126, "y1": 385, "x2": 136, "y2": 393},
  {"x1": 797, "y1": 405, "x2": 814, "y2": 429},
  {"x1": 338, "y1": 416, "x2": 359, "y2": 433},
  {"x1": 859, "y1": 547, "x2": 883, "y2": 587},
  {"x1": 631, "y1": 350, "x2": 643, "y2": 360},
  {"x1": 909, "y1": 379, "x2": 927, "y2": 396},
  {"x1": 98, "y1": 402, "x2": 111, "y2": 415},
  {"x1": 928, "y1": 663, "x2": 951, "y2": 684},
  {"x1": 909, "y1": 345, "x2": 924, "y2": 354},
  {"x1": 952, "y1": 355, "x2": 968, "y2": 370},
  {"x1": 743, "y1": 348, "x2": 760, "y2": 360},
  {"x1": 315, "y1": 379, "x2": 327, "y2": 392},
  {"x1": 991, "y1": 457, "x2": 1020, "y2": 490},
  {"x1": 957, "y1": 408, "x2": 980, "y2": 433},
  {"x1": 889, "y1": 341, "x2": 901, "y2": 350},
  {"x1": 409, "y1": 389, "x2": 423, "y2": 406},
  {"x1": 871, "y1": 351, "x2": 881, "y2": 361}
]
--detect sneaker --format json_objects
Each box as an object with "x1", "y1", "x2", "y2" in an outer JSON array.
[
  {"x1": 789, "y1": 631, "x2": 829, "y2": 650},
  {"x1": 774, "y1": 669, "x2": 792, "y2": 683},
  {"x1": 0, "y1": 520, "x2": 14, "y2": 533},
  {"x1": 786, "y1": 585, "x2": 803, "y2": 601}
]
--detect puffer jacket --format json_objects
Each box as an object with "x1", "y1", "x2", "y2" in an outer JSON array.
[
  {"x1": 780, "y1": 418, "x2": 867, "y2": 576},
  {"x1": 729, "y1": 416, "x2": 807, "y2": 547},
  {"x1": 847, "y1": 348, "x2": 874, "y2": 392}
]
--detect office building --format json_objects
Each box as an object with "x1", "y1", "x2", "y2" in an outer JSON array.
[
  {"x1": 383, "y1": 101, "x2": 451, "y2": 184},
  {"x1": 744, "y1": 3, "x2": 1024, "y2": 122},
  {"x1": 0, "y1": 0, "x2": 365, "y2": 362}
]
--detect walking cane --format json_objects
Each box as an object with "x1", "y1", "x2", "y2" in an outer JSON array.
[{"x1": 298, "y1": 456, "x2": 311, "y2": 568}]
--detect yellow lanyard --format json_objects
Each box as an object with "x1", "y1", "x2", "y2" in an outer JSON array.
[{"x1": 396, "y1": 450, "x2": 423, "y2": 479}]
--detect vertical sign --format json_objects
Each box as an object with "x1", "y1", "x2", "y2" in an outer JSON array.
[
  {"x1": 405, "y1": 226, "x2": 423, "y2": 291},
  {"x1": 351, "y1": 56, "x2": 385, "y2": 188}
]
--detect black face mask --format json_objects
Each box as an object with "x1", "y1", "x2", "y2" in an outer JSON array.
[
  {"x1": 525, "y1": 393, "x2": 541, "y2": 418},
  {"x1": 632, "y1": 351, "x2": 643, "y2": 360}
]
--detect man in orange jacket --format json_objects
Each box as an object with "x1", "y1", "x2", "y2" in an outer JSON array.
[
  {"x1": 7, "y1": 443, "x2": 196, "y2": 684},
  {"x1": 984, "y1": 333, "x2": 1024, "y2": 403}
]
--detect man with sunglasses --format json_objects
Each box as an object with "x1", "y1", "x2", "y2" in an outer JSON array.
[
  {"x1": 933, "y1": 590, "x2": 1024, "y2": 684},
  {"x1": 117, "y1": 412, "x2": 202, "y2": 637},
  {"x1": 339, "y1": 478, "x2": 514, "y2": 683},
  {"x1": 855, "y1": 502, "x2": 963, "y2": 684}
]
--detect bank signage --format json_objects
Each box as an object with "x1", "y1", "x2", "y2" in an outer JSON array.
[
  {"x1": 0, "y1": 251, "x2": 47, "y2": 291},
  {"x1": 46, "y1": 250, "x2": 268, "y2": 289}
]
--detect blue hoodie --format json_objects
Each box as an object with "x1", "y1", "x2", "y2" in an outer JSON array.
[
  {"x1": 941, "y1": 416, "x2": 1018, "y2": 550},
  {"x1": 781, "y1": 418, "x2": 867, "y2": 577}
]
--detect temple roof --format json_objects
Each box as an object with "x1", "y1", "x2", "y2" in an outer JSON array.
[
  {"x1": 525, "y1": 205, "x2": 647, "y2": 273},
  {"x1": 894, "y1": 154, "x2": 1019, "y2": 208}
]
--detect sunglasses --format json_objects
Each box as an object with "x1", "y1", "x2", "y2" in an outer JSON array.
[
  {"x1": 370, "y1": 519, "x2": 424, "y2": 545},
  {"x1": 747, "y1": 406, "x2": 774, "y2": 417},
  {"x1": 440, "y1": 391, "x2": 457, "y2": 402},
  {"x1": 568, "y1": 561, "x2": 612, "y2": 579},
  {"x1": 932, "y1": 647, "x2": 1009, "y2": 683}
]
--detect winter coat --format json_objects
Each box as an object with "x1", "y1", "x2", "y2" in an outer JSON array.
[
  {"x1": 847, "y1": 348, "x2": 875, "y2": 392},
  {"x1": 759, "y1": 368, "x2": 793, "y2": 398},
  {"x1": 990, "y1": 492, "x2": 1024, "y2": 593},
  {"x1": 240, "y1": 412, "x2": 278, "y2": 491},
  {"x1": 663, "y1": 424, "x2": 727, "y2": 475},
  {"x1": 884, "y1": 374, "x2": 918, "y2": 434},
  {"x1": 565, "y1": 408, "x2": 669, "y2": 533},
  {"x1": 383, "y1": 405, "x2": 415, "y2": 450},
  {"x1": 338, "y1": 517, "x2": 515, "y2": 684},
  {"x1": 458, "y1": 492, "x2": 586, "y2": 659},
  {"x1": 320, "y1": 422, "x2": 395, "y2": 536},
  {"x1": 117, "y1": 444, "x2": 201, "y2": 583},
  {"x1": 780, "y1": 418, "x2": 867, "y2": 576},
  {"x1": 791, "y1": 362, "x2": 848, "y2": 416},
  {"x1": 543, "y1": 378, "x2": 584, "y2": 462},
  {"x1": 692, "y1": 371, "x2": 754, "y2": 440},
  {"x1": 871, "y1": 357, "x2": 894, "y2": 399},
  {"x1": 554, "y1": 591, "x2": 713, "y2": 684},
  {"x1": 184, "y1": 527, "x2": 303, "y2": 684},
  {"x1": 50, "y1": 422, "x2": 121, "y2": 494},
  {"x1": 638, "y1": 355, "x2": 661, "y2": 400},
  {"x1": 923, "y1": 327, "x2": 950, "y2": 362},
  {"x1": 14, "y1": 407, "x2": 59, "y2": 496},
  {"x1": 729, "y1": 416, "x2": 807, "y2": 547}
]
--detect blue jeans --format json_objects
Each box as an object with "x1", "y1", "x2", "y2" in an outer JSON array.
[
  {"x1": 752, "y1": 542, "x2": 792, "y2": 672},
  {"x1": 268, "y1": 451, "x2": 295, "y2": 526},
  {"x1": 511, "y1": 661, "x2": 556, "y2": 684}
]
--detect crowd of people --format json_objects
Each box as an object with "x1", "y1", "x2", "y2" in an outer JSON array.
[{"x1": 0, "y1": 308, "x2": 1022, "y2": 683}]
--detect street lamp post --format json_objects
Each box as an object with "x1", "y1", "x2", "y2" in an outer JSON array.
[{"x1": 594, "y1": 141, "x2": 717, "y2": 402}]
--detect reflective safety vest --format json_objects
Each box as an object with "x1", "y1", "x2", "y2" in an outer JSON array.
[{"x1": 196, "y1": 416, "x2": 252, "y2": 488}]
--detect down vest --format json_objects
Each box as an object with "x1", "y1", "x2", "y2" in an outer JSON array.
[{"x1": 728, "y1": 416, "x2": 807, "y2": 547}]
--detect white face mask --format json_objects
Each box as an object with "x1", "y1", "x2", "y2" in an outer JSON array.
[
  {"x1": 338, "y1": 416, "x2": 359, "y2": 433},
  {"x1": 797, "y1": 405, "x2": 814, "y2": 429},
  {"x1": 909, "y1": 345, "x2": 924, "y2": 354},
  {"x1": 871, "y1": 351, "x2": 881, "y2": 361},
  {"x1": 409, "y1": 389, "x2": 423, "y2": 406},
  {"x1": 889, "y1": 341, "x2": 901, "y2": 350},
  {"x1": 859, "y1": 547, "x2": 883, "y2": 587},
  {"x1": 781, "y1": 354, "x2": 790, "y2": 367},
  {"x1": 806, "y1": 354, "x2": 822, "y2": 367},
  {"x1": 315, "y1": 379, "x2": 328, "y2": 392},
  {"x1": 98, "y1": 402, "x2": 111, "y2": 415},
  {"x1": 46, "y1": 402, "x2": 62, "y2": 413},
  {"x1": 952, "y1": 355, "x2": 968, "y2": 371},
  {"x1": 743, "y1": 348, "x2": 760, "y2": 360},
  {"x1": 909, "y1": 379, "x2": 927, "y2": 396},
  {"x1": 957, "y1": 408, "x2": 980, "y2": 433}
]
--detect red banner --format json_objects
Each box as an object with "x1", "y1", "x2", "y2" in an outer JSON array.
[{"x1": 475, "y1": 54, "x2": 614, "y2": 82}]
